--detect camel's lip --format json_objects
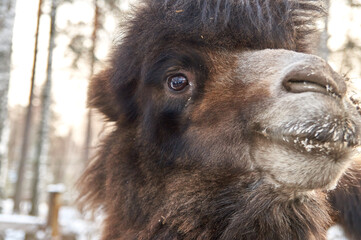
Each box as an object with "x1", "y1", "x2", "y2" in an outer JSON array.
[
  {"x1": 257, "y1": 131, "x2": 358, "y2": 156},
  {"x1": 254, "y1": 119, "x2": 359, "y2": 156},
  {"x1": 280, "y1": 135, "x2": 356, "y2": 155}
]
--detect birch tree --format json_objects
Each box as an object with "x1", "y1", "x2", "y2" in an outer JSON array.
[
  {"x1": 318, "y1": 0, "x2": 330, "y2": 61},
  {"x1": 0, "y1": 0, "x2": 17, "y2": 205},
  {"x1": 13, "y1": 0, "x2": 43, "y2": 213},
  {"x1": 82, "y1": 0, "x2": 124, "y2": 166},
  {"x1": 83, "y1": 0, "x2": 99, "y2": 165},
  {"x1": 29, "y1": 0, "x2": 59, "y2": 216}
]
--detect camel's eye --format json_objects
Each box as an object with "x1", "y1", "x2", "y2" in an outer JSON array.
[{"x1": 167, "y1": 74, "x2": 189, "y2": 91}]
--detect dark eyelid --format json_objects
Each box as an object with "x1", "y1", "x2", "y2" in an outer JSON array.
[
  {"x1": 164, "y1": 69, "x2": 189, "y2": 81},
  {"x1": 166, "y1": 72, "x2": 186, "y2": 78}
]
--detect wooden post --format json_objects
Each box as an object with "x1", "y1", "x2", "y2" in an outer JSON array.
[{"x1": 47, "y1": 184, "x2": 65, "y2": 239}]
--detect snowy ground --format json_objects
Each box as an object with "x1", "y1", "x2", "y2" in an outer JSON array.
[
  {"x1": 327, "y1": 225, "x2": 350, "y2": 240},
  {"x1": 0, "y1": 199, "x2": 102, "y2": 240}
]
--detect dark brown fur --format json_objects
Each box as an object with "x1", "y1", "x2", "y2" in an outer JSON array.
[
  {"x1": 329, "y1": 165, "x2": 361, "y2": 240},
  {"x1": 78, "y1": 1, "x2": 361, "y2": 239}
]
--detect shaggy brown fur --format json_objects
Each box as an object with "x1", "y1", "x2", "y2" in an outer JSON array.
[
  {"x1": 329, "y1": 166, "x2": 361, "y2": 240},
  {"x1": 79, "y1": 0, "x2": 361, "y2": 239}
]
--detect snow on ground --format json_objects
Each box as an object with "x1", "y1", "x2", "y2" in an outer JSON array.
[
  {"x1": 0, "y1": 214, "x2": 45, "y2": 231},
  {"x1": 58, "y1": 206, "x2": 102, "y2": 240},
  {"x1": 327, "y1": 225, "x2": 350, "y2": 240},
  {"x1": 0, "y1": 199, "x2": 102, "y2": 240}
]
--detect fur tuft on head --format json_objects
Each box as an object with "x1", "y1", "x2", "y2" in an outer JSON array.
[{"x1": 127, "y1": 0, "x2": 324, "y2": 52}]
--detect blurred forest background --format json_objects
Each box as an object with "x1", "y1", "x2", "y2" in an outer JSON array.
[{"x1": 0, "y1": 0, "x2": 360, "y2": 239}]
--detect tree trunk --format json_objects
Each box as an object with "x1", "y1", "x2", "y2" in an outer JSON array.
[
  {"x1": 29, "y1": 0, "x2": 58, "y2": 217},
  {"x1": 83, "y1": 0, "x2": 99, "y2": 165},
  {"x1": 0, "y1": 0, "x2": 17, "y2": 208},
  {"x1": 13, "y1": 0, "x2": 43, "y2": 214},
  {"x1": 318, "y1": 0, "x2": 330, "y2": 61}
]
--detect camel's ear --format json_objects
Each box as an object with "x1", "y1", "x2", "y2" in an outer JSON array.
[{"x1": 88, "y1": 70, "x2": 121, "y2": 121}]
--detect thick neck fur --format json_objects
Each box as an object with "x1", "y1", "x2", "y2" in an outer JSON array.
[{"x1": 81, "y1": 129, "x2": 332, "y2": 240}]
